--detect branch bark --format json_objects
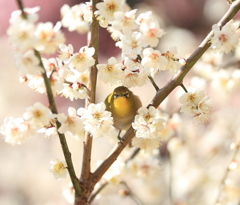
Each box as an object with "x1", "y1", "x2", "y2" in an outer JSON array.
[
  {"x1": 92, "y1": 0, "x2": 240, "y2": 184},
  {"x1": 77, "y1": 0, "x2": 99, "y2": 203},
  {"x1": 15, "y1": 0, "x2": 82, "y2": 197}
]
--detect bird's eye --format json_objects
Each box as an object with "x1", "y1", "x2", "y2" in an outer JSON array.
[
  {"x1": 126, "y1": 91, "x2": 129, "y2": 98},
  {"x1": 114, "y1": 92, "x2": 118, "y2": 99}
]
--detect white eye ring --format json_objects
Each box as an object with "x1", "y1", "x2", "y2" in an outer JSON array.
[
  {"x1": 114, "y1": 92, "x2": 117, "y2": 99},
  {"x1": 126, "y1": 91, "x2": 129, "y2": 98}
]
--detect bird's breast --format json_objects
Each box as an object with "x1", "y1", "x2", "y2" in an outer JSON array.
[{"x1": 113, "y1": 97, "x2": 133, "y2": 118}]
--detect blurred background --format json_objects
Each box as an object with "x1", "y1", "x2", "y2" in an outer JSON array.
[{"x1": 1, "y1": 0, "x2": 240, "y2": 204}]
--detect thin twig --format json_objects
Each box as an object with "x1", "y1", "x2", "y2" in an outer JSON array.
[
  {"x1": 125, "y1": 148, "x2": 141, "y2": 163},
  {"x1": 168, "y1": 151, "x2": 174, "y2": 205},
  {"x1": 16, "y1": 0, "x2": 27, "y2": 19},
  {"x1": 35, "y1": 51, "x2": 82, "y2": 195},
  {"x1": 180, "y1": 83, "x2": 188, "y2": 93},
  {"x1": 121, "y1": 181, "x2": 144, "y2": 205},
  {"x1": 148, "y1": 75, "x2": 160, "y2": 91},
  {"x1": 214, "y1": 142, "x2": 240, "y2": 204},
  {"x1": 92, "y1": 0, "x2": 240, "y2": 184},
  {"x1": 89, "y1": 182, "x2": 108, "y2": 204}
]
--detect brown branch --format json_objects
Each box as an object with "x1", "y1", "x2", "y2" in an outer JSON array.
[
  {"x1": 78, "y1": 0, "x2": 99, "y2": 202},
  {"x1": 34, "y1": 52, "x2": 82, "y2": 196},
  {"x1": 15, "y1": 0, "x2": 82, "y2": 196},
  {"x1": 92, "y1": 0, "x2": 240, "y2": 184}
]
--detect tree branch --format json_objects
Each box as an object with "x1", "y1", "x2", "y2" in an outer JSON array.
[
  {"x1": 15, "y1": 0, "x2": 82, "y2": 196},
  {"x1": 80, "y1": 0, "x2": 99, "y2": 186},
  {"x1": 92, "y1": 0, "x2": 240, "y2": 184}
]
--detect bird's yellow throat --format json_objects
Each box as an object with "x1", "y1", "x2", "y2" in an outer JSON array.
[{"x1": 113, "y1": 96, "x2": 133, "y2": 117}]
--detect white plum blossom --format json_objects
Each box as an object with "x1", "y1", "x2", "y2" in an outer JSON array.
[
  {"x1": 132, "y1": 137, "x2": 162, "y2": 152},
  {"x1": 0, "y1": 117, "x2": 35, "y2": 145},
  {"x1": 78, "y1": 102, "x2": 114, "y2": 138},
  {"x1": 95, "y1": 0, "x2": 124, "y2": 22},
  {"x1": 141, "y1": 47, "x2": 168, "y2": 76},
  {"x1": 97, "y1": 57, "x2": 123, "y2": 85},
  {"x1": 70, "y1": 46, "x2": 95, "y2": 72},
  {"x1": 58, "y1": 44, "x2": 74, "y2": 64},
  {"x1": 111, "y1": 9, "x2": 138, "y2": 35},
  {"x1": 60, "y1": 69, "x2": 89, "y2": 100},
  {"x1": 121, "y1": 57, "x2": 149, "y2": 87},
  {"x1": 107, "y1": 26, "x2": 123, "y2": 41},
  {"x1": 27, "y1": 74, "x2": 46, "y2": 94},
  {"x1": 41, "y1": 58, "x2": 65, "y2": 96},
  {"x1": 136, "y1": 11, "x2": 165, "y2": 47},
  {"x1": 57, "y1": 107, "x2": 84, "y2": 138},
  {"x1": 50, "y1": 159, "x2": 68, "y2": 180},
  {"x1": 161, "y1": 46, "x2": 181, "y2": 74},
  {"x1": 34, "y1": 22, "x2": 65, "y2": 54},
  {"x1": 9, "y1": 7, "x2": 40, "y2": 24},
  {"x1": 192, "y1": 96, "x2": 212, "y2": 125},
  {"x1": 23, "y1": 102, "x2": 54, "y2": 128},
  {"x1": 126, "y1": 152, "x2": 162, "y2": 179},
  {"x1": 136, "y1": 11, "x2": 155, "y2": 26},
  {"x1": 61, "y1": 4, "x2": 90, "y2": 33},
  {"x1": 179, "y1": 89, "x2": 212, "y2": 125},
  {"x1": 7, "y1": 20, "x2": 36, "y2": 51},
  {"x1": 132, "y1": 106, "x2": 165, "y2": 139},
  {"x1": 102, "y1": 159, "x2": 124, "y2": 185},
  {"x1": 116, "y1": 31, "x2": 146, "y2": 55},
  {"x1": 140, "y1": 20, "x2": 166, "y2": 47},
  {"x1": 14, "y1": 50, "x2": 43, "y2": 76},
  {"x1": 211, "y1": 69, "x2": 240, "y2": 92},
  {"x1": 211, "y1": 20, "x2": 239, "y2": 54},
  {"x1": 38, "y1": 123, "x2": 58, "y2": 138},
  {"x1": 82, "y1": 2, "x2": 93, "y2": 23}
]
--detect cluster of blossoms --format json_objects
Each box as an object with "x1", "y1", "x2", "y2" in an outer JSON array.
[
  {"x1": 179, "y1": 89, "x2": 212, "y2": 125},
  {"x1": 61, "y1": 0, "x2": 185, "y2": 89},
  {"x1": 0, "y1": 101, "x2": 114, "y2": 180},
  {"x1": 7, "y1": 7, "x2": 65, "y2": 55},
  {"x1": 95, "y1": 0, "x2": 186, "y2": 87},
  {"x1": 211, "y1": 20, "x2": 239, "y2": 54},
  {"x1": 132, "y1": 106, "x2": 166, "y2": 152},
  {"x1": 58, "y1": 102, "x2": 114, "y2": 139},
  {"x1": 7, "y1": 6, "x2": 95, "y2": 100},
  {"x1": 0, "y1": 102, "x2": 114, "y2": 145},
  {"x1": 0, "y1": 102, "x2": 56, "y2": 145}
]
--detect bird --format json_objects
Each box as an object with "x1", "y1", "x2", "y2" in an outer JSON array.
[{"x1": 105, "y1": 86, "x2": 142, "y2": 141}]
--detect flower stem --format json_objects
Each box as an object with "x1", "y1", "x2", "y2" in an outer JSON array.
[
  {"x1": 148, "y1": 76, "x2": 160, "y2": 91},
  {"x1": 180, "y1": 83, "x2": 188, "y2": 93},
  {"x1": 15, "y1": 0, "x2": 27, "y2": 19},
  {"x1": 121, "y1": 181, "x2": 144, "y2": 205}
]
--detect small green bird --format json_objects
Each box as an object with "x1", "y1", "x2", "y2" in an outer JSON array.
[{"x1": 105, "y1": 86, "x2": 142, "y2": 140}]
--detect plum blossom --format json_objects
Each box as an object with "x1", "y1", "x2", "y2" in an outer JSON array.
[
  {"x1": 78, "y1": 102, "x2": 114, "y2": 138},
  {"x1": 179, "y1": 89, "x2": 212, "y2": 125},
  {"x1": 50, "y1": 159, "x2": 68, "y2": 180},
  {"x1": 211, "y1": 20, "x2": 239, "y2": 54}
]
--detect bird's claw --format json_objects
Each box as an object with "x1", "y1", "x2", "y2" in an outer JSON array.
[{"x1": 117, "y1": 135, "x2": 124, "y2": 145}]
